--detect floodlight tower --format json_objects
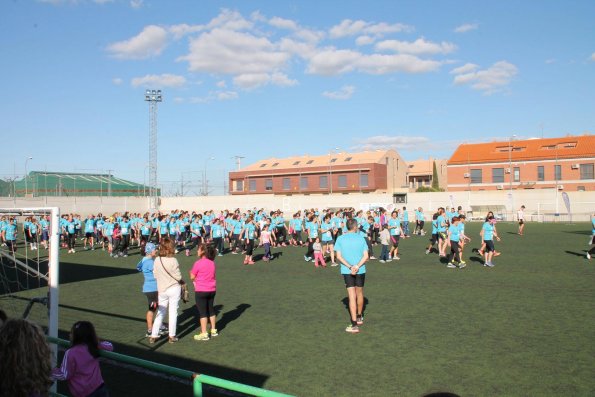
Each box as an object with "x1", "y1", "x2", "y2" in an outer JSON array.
[{"x1": 144, "y1": 89, "x2": 162, "y2": 210}]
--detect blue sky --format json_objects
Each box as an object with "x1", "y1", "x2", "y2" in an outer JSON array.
[{"x1": 2, "y1": 0, "x2": 594, "y2": 195}]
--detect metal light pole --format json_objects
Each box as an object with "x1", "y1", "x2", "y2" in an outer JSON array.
[
  {"x1": 203, "y1": 157, "x2": 215, "y2": 196},
  {"x1": 509, "y1": 134, "x2": 517, "y2": 219},
  {"x1": 24, "y1": 156, "x2": 33, "y2": 196},
  {"x1": 144, "y1": 89, "x2": 162, "y2": 210}
]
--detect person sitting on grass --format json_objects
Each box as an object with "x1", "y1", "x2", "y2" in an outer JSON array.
[
  {"x1": 190, "y1": 244, "x2": 218, "y2": 341},
  {"x1": 52, "y1": 321, "x2": 113, "y2": 397}
]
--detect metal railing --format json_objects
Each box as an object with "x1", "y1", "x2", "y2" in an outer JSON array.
[{"x1": 47, "y1": 337, "x2": 294, "y2": 397}]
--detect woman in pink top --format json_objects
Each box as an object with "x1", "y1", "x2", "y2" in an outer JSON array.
[
  {"x1": 190, "y1": 243, "x2": 217, "y2": 341},
  {"x1": 52, "y1": 321, "x2": 113, "y2": 397}
]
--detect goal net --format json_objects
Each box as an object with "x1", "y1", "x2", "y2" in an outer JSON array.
[{"x1": 0, "y1": 207, "x2": 60, "y2": 359}]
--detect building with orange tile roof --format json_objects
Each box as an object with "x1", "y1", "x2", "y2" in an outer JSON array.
[
  {"x1": 228, "y1": 150, "x2": 408, "y2": 196},
  {"x1": 447, "y1": 135, "x2": 595, "y2": 191},
  {"x1": 407, "y1": 158, "x2": 447, "y2": 190}
]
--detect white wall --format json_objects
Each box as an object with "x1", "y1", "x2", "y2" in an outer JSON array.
[{"x1": 2, "y1": 190, "x2": 593, "y2": 221}]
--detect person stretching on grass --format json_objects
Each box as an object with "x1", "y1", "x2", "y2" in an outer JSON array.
[{"x1": 335, "y1": 218, "x2": 369, "y2": 334}]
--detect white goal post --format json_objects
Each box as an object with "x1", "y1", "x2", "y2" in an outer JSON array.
[{"x1": 0, "y1": 207, "x2": 60, "y2": 362}]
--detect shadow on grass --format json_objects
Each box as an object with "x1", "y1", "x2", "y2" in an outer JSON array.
[
  {"x1": 469, "y1": 256, "x2": 484, "y2": 264},
  {"x1": 60, "y1": 261, "x2": 138, "y2": 285},
  {"x1": 565, "y1": 250, "x2": 587, "y2": 257},
  {"x1": 341, "y1": 297, "x2": 369, "y2": 316},
  {"x1": 562, "y1": 230, "x2": 591, "y2": 235}
]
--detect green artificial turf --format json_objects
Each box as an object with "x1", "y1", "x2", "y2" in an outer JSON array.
[{"x1": 2, "y1": 222, "x2": 595, "y2": 396}]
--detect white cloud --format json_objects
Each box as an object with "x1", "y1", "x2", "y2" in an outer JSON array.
[
  {"x1": 131, "y1": 74, "x2": 186, "y2": 88},
  {"x1": 354, "y1": 135, "x2": 430, "y2": 151},
  {"x1": 94, "y1": 0, "x2": 114, "y2": 4},
  {"x1": 307, "y1": 48, "x2": 442, "y2": 76},
  {"x1": 545, "y1": 59, "x2": 556, "y2": 64},
  {"x1": 294, "y1": 28, "x2": 325, "y2": 43},
  {"x1": 329, "y1": 19, "x2": 413, "y2": 39},
  {"x1": 375, "y1": 38, "x2": 457, "y2": 55},
  {"x1": 216, "y1": 91, "x2": 239, "y2": 100},
  {"x1": 169, "y1": 24, "x2": 204, "y2": 40},
  {"x1": 322, "y1": 85, "x2": 355, "y2": 100},
  {"x1": 112, "y1": 77, "x2": 123, "y2": 85},
  {"x1": 449, "y1": 63, "x2": 478, "y2": 75},
  {"x1": 205, "y1": 9, "x2": 253, "y2": 31},
  {"x1": 130, "y1": 0, "x2": 143, "y2": 8},
  {"x1": 279, "y1": 38, "x2": 318, "y2": 59},
  {"x1": 454, "y1": 23, "x2": 479, "y2": 33},
  {"x1": 178, "y1": 28, "x2": 290, "y2": 75},
  {"x1": 250, "y1": 11, "x2": 267, "y2": 22},
  {"x1": 452, "y1": 60, "x2": 518, "y2": 94},
  {"x1": 107, "y1": 25, "x2": 168, "y2": 59},
  {"x1": 216, "y1": 80, "x2": 226, "y2": 88},
  {"x1": 269, "y1": 16, "x2": 298, "y2": 31},
  {"x1": 355, "y1": 35, "x2": 375, "y2": 46},
  {"x1": 233, "y1": 72, "x2": 297, "y2": 89}
]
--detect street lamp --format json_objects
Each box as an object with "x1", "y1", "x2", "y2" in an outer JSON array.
[
  {"x1": 329, "y1": 147, "x2": 339, "y2": 194},
  {"x1": 24, "y1": 156, "x2": 33, "y2": 197},
  {"x1": 203, "y1": 157, "x2": 215, "y2": 196}
]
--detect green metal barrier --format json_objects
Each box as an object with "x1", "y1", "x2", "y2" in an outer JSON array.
[{"x1": 47, "y1": 337, "x2": 294, "y2": 397}]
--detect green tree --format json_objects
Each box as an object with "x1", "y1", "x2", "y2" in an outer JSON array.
[{"x1": 431, "y1": 160, "x2": 440, "y2": 190}]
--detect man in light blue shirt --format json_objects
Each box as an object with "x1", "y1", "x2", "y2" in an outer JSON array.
[{"x1": 334, "y1": 218, "x2": 369, "y2": 334}]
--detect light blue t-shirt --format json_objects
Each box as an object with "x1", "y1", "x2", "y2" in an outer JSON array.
[
  {"x1": 137, "y1": 257, "x2": 157, "y2": 293},
  {"x1": 120, "y1": 220, "x2": 131, "y2": 235},
  {"x1": 211, "y1": 224, "x2": 223, "y2": 238},
  {"x1": 449, "y1": 224, "x2": 460, "y2": 242},
  {"x1": 334, "y1": 232, "x2": 368, "y2": 275},
  {"x1": 4, "y1": 223, "x2": 17, "y2": 240},
  {"x1": 437, "y1": 215, "x2": 447, "y2": 232},
  {"x1": 388, "y1": 218, "x2": 400, "y2": 236},
  {"x1": 85, "y1": 219, "x2": 95, "y2": 233},
  {"x1": 244, "y1": 223, "x2": 256, "y2": 240},
  {"x1": 321, "y1": 222, "x2": 333, "y2": 242},
  {"x1": 307, "y1": 222, "x2": 319, "y2": 239},
  {"x1": 482, "y1": 222, "x2": 494, "y2": 241}
]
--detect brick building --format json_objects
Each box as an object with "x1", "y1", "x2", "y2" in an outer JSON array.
[
  {"x1": 407, "y1": 158, "x2": 447, "y2": 190},
  {"x1": 447, "y1": 135, "x2": 595, "y2": 191},
  {"x1": 228, "y1": 150, "x2": 408, "y2": 195}
]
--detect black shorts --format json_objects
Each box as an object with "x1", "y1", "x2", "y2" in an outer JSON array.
[
  {"x1": 591, "y1": 235, "x2": 595, "y2": 245},
  {"x1": 86, "y1": 232, "x2": 94, "y2": 238},
  {"x1": 484, "y1": 240, "x2": 495, "y2": 252},
  {"x1": 344, "y1": 273, "x2": 366, "y2": 288},
  {"x1": 390, "y1": 235, "x2": 400, "y2": 248},
  {"x1": 144, "y1": 291, "x2": 158, "y2": 311},
  {"x1": 519, "y1": 219, "x2": 524, "y2": 225},
  {"x1": 438, "y1": 232, "x2": 447, "y2": 241},
  {"x1": 430, "y1": 233, "x2": 438, "y2": 244},
  {"x1": 195, "y1": 291, "x2": 216, "y2": 318}
]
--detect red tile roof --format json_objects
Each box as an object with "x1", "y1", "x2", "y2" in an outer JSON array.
[{"x1": 448, "y1": 135, "x2": 595, "y2": 165}]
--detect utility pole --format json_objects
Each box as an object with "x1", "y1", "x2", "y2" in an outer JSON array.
[{"x1": 144, "y1": 89, "x2": 163, "y2": 210}]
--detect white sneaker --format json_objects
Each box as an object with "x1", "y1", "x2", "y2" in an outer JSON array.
[
  {"x1": 587, "y1": 252, "x2": 591, "y2": 260},
  {"x1": 393, "y1": 256, "x2": 400, "y2": 260},
  {"x1": 379, "y1": 260, "x2": 386, "y2": 263},
  {"x1": 447, "y1": 263, "x2": 457, "y2": 268}
]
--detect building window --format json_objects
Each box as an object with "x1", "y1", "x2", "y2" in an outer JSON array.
[
  {"x1": 319, "y1": 175, "x2": 328, "y2": 189},
  {"x1": 265, "y1": 179, "x2": 273, "y2": 191},
  {"x1": 259, "y1": 163, "x2": 267, "y2": 168},
  {"x1": 306, "y1": 160, "x2": 314, "y2": 164},
  {"x1": 537, "y1": 166, "x2": 544, "y2": 181},
  {"x1": 470, "y1": 169, "x2": 482, "y2": 184},
  {"x1": 338, "y1": 175, "x2": 347, "y2": 188},
  {"x1": 330, "y1": 158, "x2": 337, "y2": 163},
  {"x1": 282, "y1": 178, "x2": 290, "y2": 190},
  {"x1": 514, "y1": 167, "x2": 520, "y2": 182},
  {"x1": 249, "y1": 179, "x2": 256, "y2": 192},
  {"x1": 577, "y1": 186, "x2": 585, "y2": 191},
  {"x1": 293, "y1": 161, "x2": 300, "y2": 165},
  {"x1": 580, "y1": 163, "x2": 594, "y2": 180},
  {"x1": 236, "y1": 180, "x2": 243, "y2": 191},
  {"x1": 272, "y1": 162, "x2": 279, "y2": 167},
  {"x1": 554, "y1": 165, "x2": 562, "y2": 181},
  {"x1": 360, "y1": 174, "x2": 368, "y2": 187},
  {"x1": 492, "y1": 168, "x2": 504, "y2": 183},
  {"x1": 300, "y1": 177, "x2": 308, "y2": 189},
  {"x1": 345, "y1": 157, "x2": 352, "y2": 161}
]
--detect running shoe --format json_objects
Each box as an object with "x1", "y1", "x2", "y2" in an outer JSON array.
[
  {"x1": 369, "y1": 256, "x2": 377, "y2": 260},
  {"x1": 210, "y1": 329, "x2": 218, "y2": 337},
  {"x1": 356, "y1": 315, "x2": 364, "y2": 325},
  {"x1": 218, "y1": 253, "x2": 223, "y2": 257},
  {"x1": 345, "y1": 325, "x2": 360, "y2": 333},
  {"x1": 379, "y1": 260, "x2": 386, "y2": 263},
  {"x1": 447, "y1": 262, "x2": 457, "y2": 268},
  {"x1": 587, "y1": 253, "x2": 591, "y2": 260},
  {"x1": 193, "y1": 333, "x2": 209, "y2": 341},
  {"x1": 484, "y1": 262, "x2": 495, "y2": 268},
  {"x1": 331, "y1": 262, "x2": 339, "y2": 267},
  {"x1": 168, "y1": 336, "x2": 179, "y2": 343},
  {"x1": 458, "y1": 261, "x2": 467, "y2": 269},
  {"x1": 386, "y1": 259, "x2": 392, "y2": 262},
  {"x1": 393, "y1": 256, "x2": 400, "y2": 260},
  {"x1": 425, "y1": 249, "x2": 430, "y2": 255},
  {"x1": 145, "y1": 330, "x2": 152, "y2": 337}
]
